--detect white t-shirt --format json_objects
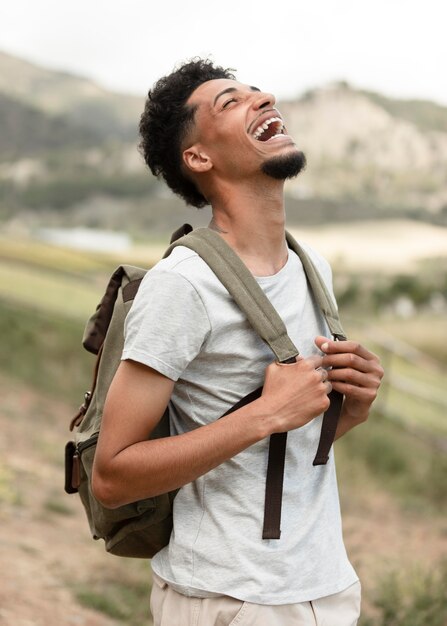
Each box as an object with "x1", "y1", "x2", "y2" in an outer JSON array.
[{"x1": 122, "y1": 243, "x2": 358, "y2": 604}]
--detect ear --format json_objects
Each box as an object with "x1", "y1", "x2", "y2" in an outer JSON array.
[{"x1": 183, "y1": 146, "x2": 213, "y2": 174}]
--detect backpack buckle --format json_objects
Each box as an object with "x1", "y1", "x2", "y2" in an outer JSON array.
[{"x1": 69, "y1": 391, "x2": 92, "y2": 431}]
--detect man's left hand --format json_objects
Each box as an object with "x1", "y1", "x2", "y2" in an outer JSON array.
[{"x1": 314, "y1": 336, "x2": 384, "y2": 429}]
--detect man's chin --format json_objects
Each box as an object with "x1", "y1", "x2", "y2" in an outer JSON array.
[{"x1": 261, "y1": 150, "x2": 307, "y2": 181}]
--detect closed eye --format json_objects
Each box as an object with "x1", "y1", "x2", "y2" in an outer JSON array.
[{"x1": 222, "y1": 98, "x2": 237, "y2": 109}]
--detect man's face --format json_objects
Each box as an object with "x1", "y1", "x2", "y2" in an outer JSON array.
[{"x1": 184, "y1": 78, "x2": 305, "y2": 182}]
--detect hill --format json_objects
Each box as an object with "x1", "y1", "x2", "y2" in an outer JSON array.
[
  {"x1": 282, "y1": 82, "x2": 447, "y2": 214},
  {"x1": 0, "y1": 92, "x2": 103, "y2": 160},
  {"x1": 1, "y1": 52, "x2": 447, "y2": 232},
  {"x1": 0, "y1": 50, "x2": 144, "y2": 140}
]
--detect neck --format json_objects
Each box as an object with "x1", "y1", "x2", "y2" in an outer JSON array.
[{"x1": 208, "y1": 178, "x2": 288, "y2": 277}]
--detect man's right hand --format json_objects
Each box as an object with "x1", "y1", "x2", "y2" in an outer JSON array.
[{"x1": 260, "y1": 356, "x2": 332, "y2": 434}]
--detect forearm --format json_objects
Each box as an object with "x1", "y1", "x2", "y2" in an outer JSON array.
[
  {"x1": 93, "y1": 356, "x2": 335, "y2": 508},
  {"x1": 93, "y1": 398, "x2": 271, "y2": 508},
  {"x1": 334, "y1": 411, "x2": 367, "y2": 440}
]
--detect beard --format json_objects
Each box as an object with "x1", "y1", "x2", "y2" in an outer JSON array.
[{"x1": 261, "y1": 150, "x2": 307, "y2": 180}]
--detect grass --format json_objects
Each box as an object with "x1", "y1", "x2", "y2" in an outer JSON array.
[
  {"x1": 378, "y1": 314, "x2": 447, "y2": 364},
  {"x1": 0, "y1": 262, "x2": 102, "y2": 320},
  {"x1": 0, "y1": 235, "x2": 164, "y2": 276},
  {"x1": 336, "y1": 412, "x2": 447, "y2": 512},
  {"x1": 74, "y1": 563, "x2": 152, "y2": 625},
  {"x1": 0, "y1": 298, "x2": 91, "y2": 405},
  {"x1": 0, "y1": 462, "x2": 22, "y2": 506},
  {"x1": 360, "y1": 560, "x2": 447, "y2": 626},
  {"x1": 43, "y1": 496, "x2": 74, "y2": 516},
  {"x1": 0, "y1": 236, "x2": 117, "y2": 275},
  {"x1": 342, "y1": 320, "x2": 447, "y2": 439}
]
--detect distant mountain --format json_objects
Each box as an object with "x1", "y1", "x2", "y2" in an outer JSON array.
[
  {"x1": 358, "y1": 87, "x2": 447, "y2": 134},
  {"x1": 1, "y1": 52, "x2": 446, "y2": 231},
  {"x1": 0, "y1": 50, "x2": 144, "y2": 140},
  {"x1": 282, "y1": 82, "x2": 447, "y2": 213},
  {"x1": 0, "y1": 92, "x2": 102, "y2": 159}
]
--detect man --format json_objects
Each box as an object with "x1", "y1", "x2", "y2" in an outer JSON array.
[{"x1": 92, "y1": 59, "x2": 383, "y2": 625}]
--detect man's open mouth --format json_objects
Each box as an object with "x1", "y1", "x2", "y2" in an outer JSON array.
[{"x1": 251, "y1": 117, "x2": 286, "y2": 142}]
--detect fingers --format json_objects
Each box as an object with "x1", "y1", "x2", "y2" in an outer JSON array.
[
  {"x1": 321, "y1": 352, "x2": 376, "y2": 373},
  {"x1": 273, "y1": 356, "x2": 332, "y2": 398},
  {"x1": 328, "y1": 367, "x2": 380, "y2": 389},
  {"x1": 315, "y1": 336, "x2": 384, "y2": 378},
  {"x1": 316, "y1": 366, "x2": 328, "y2": 382},
  {"x1": 308, "y1": 354, "x2": 324, "y2": 370},
  {"x1": 329, "y1": 380, "x2": 379, "y2": 403},
  {"x1": 315, "y1": 336, "x2": 379, "y2": 362},
  {"x1": 277, "y1": 354, "x2": 323, "y2": 369},
  {"x1": 316, "y1": 366, "x2": 332, "y2": 395},
  {"x1": 263, "y1": 354, "x2": 333, "y2": 429}
]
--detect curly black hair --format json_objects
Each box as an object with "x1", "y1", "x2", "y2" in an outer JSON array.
[{"x1": 139, "y1": 59, "x2": 235, "y2": 208}]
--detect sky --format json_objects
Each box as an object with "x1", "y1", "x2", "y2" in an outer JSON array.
[{"x1": 1, "y1": 0, "x2": 446, "y2": 105}]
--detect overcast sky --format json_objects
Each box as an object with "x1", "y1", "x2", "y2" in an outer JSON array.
[{"x1": 1, "y1": 0, "x2": 446, "y2": 104}]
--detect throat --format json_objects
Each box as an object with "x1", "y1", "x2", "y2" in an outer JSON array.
[
  {"x1": 241, "y1": 244, "x2": 289, "y2": 278},
  {"x1": 208, "y1": 178, "x2": 287, "y2": 261},
  {"x1": 209, "y1": 216, "x2": 288, "y2": 277}
]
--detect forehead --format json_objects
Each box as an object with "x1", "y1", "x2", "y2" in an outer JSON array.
[{"x1": 188, "y1": 79, "x2": 259, "y2": 107}]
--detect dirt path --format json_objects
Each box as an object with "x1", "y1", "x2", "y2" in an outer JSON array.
[
  {"x1": 0, "y1": 375, "x2": 145, "y2": 626},
  {"x1": 1, "y1": 374, "x2": 445, "y2": 624}
]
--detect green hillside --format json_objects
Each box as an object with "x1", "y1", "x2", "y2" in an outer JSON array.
[
  {"x1": 0, "y1": 50, "x2": 143, "y2": 140},
  {"x1": 360, "y1": 88, "x2": 447, "y2": 133},
  {"x1": 0, "y1": 92, "x2": 102, "y2": 160}
]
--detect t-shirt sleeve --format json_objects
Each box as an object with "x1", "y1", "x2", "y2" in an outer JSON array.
[{"x1": 122, "y1": 270, "x2": 211, "y2": 381}]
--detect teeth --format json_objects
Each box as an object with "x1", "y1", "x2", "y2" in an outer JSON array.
[{"x1": 252, "y1": 116, "x2": 284, "y2": 140}]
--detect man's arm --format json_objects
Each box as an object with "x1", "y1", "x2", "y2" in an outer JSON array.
[
  {"x1": 92, "y1": 354, "x2": 332, "y2": 509},
  {"x1": 314, "y1": 336, "x2": 384, "y2": 440}
]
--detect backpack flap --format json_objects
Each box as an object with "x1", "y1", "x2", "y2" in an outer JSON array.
[
  {"x1": 78, "y1": 265, "x2": 147, "y2": 440},
  {"x1": 83, "y1": 266, "x2": 127, "y2": 355}
]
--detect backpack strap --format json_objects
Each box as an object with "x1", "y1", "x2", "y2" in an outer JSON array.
[
  {"x1": 165, "y1": 227, "x2": 346, "y2": 539},
  {"x1": 165, "y1": 228, "x2": 300, "y2": 363},
  {"x1": 285, "y1": 231, "x2": 346, "y2": 340},
  {"x1": 285, "y1": 231, "x2": 347, "y2": 466}
]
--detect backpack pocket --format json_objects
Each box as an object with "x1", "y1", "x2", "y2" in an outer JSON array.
[{"x1": 77, "y1": 435, "x2": 175, "y2": 558}]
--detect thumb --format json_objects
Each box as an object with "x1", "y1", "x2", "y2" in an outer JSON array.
[{"x1": 314, "y1": 336, "x2": 331, "y2": 353}]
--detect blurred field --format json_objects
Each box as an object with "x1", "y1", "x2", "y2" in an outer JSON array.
[
  {"x1": 0, "y1": 226, "x2": 446, "y2": 626},
  {"x1": 290, "y1": 219, "x2": 447, "y2": 272}
]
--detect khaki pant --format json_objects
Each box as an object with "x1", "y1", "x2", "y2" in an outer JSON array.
[{"x1": 150, "y1": 574, "x2": 361, "y2": 626}]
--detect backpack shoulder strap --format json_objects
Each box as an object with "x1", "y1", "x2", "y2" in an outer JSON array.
[
  {"x1": 285, "y1": 231, "x2": 346, "y2": 340},
  {"x1": 165, "y1": 226, "x2": 345, "y2": 539},
  {"x1": 165, "y1": 228, "x2": 299, "y2": 364}
]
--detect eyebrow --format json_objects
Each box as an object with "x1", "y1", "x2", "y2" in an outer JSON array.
[{"x1": 213, "y1": 85, "x2": 261, "y2": 106}]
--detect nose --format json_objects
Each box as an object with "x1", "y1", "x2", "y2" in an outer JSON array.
[{"x1": 252, "y1": 90, "x2": 276, "y2": 110}]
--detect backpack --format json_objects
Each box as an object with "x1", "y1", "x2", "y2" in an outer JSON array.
[{"x1": 65, "y1": 225, "x2": 346, "y2": 557}]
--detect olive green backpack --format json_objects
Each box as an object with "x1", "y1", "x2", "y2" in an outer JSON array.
[{"x1": 65, "y1": 226, "x2": 346, "y2": 558}]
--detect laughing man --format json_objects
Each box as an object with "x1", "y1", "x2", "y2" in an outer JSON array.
[{"x1": 92, "y1": 59, "x2": 383, "y2": 626}]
